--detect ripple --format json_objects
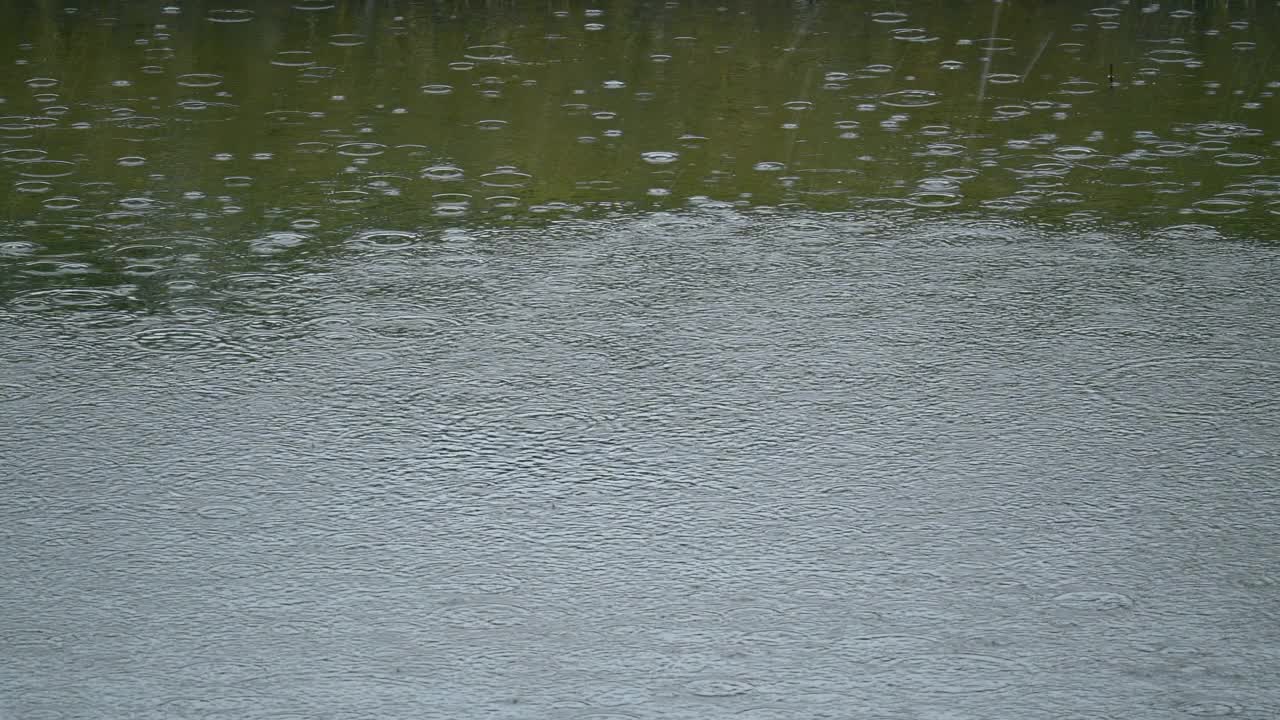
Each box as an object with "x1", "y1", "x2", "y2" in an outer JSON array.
[
  {"x1": 204, "y1": 560, "x2": 275, "y2": 578},
  {"x1": 478, "y1": 169, "x2": 531, "y2": 188},
  {"x1": 753, "y1": 161, "x2": 786, "y2": 172},
  {"x1": 176, "y1": 73, "x2": 223, "y2": 87},
  {"x1": 872, "y1": 653, "x2": 1026, "y2": 693},
  {"x1": 975, "y1": 37, "x2": 1016, "y2": 51},
  {"x1": 738, "y1": 709, "x2": 818, "y2": 720},
  {"x1": 104, "y1": 116, "x2": 168, "y2": 141},
  {"x1": 14, "y1": 181, "x2": 49, "y2": 196},
  {"x1": 18, "y1": 258, "x2": 93, "y2": 277},
  {"x1": 42, "y1": 196, "x2": 80, "y2": 210},
  {"x1": 903, "y1": 191, "x2": 962, "y2": 208},
  {"x1": 446, "y1": 647, "x2": 556, "y2": 677},
  {"x1": 175, "y1": 99, "x2": 238, "y2": 122},
  {"x1": 0, "y1": 239, "x2": 37, "y2": 259},
  {"x1": 1052, "y1": 590, "x2": 1135, "y2": 611},
  {"x1": 195, "y1": 503, "x2": 249, "y2": 520},
  {"x1": 299, "y1": 66, "x2": 331, "y2": 82},
  {"x1": 215, "y1": 273, "x2": 298, "y2": 310},
  {"x1": 131, "y1": 326, "x2": 232, "y2": 353},
  {"x1": 264, "y1": 111, "x2": 315, "y2": 127},
  {"x1": 16, "y1": 160, "x2": 76, "y2": 178},
  {"x1": 432, "y1": 192, "x2": 472, "y2": 209},
  {"x1": 2, "y1": 148, "x2": 47, "y2": 162},
  {"x1": 206, "y1": 8, "x2": 254, "y2": 23},
  {"x1": 1192, "y1": 198, "x2": 1249, "y2": 215},
  {"x1": 1057, "y1": 80, "x2": 1100, "y2": 95},
  {"x1": 1213, "y1": 153, "x2": 1261, "y2": 168},
  {"x1": 431, "y1": 570, "x2": 523, "y2": 594},
  {"x1": 920, "y1": 143, "x2": 965, "y2": 156},
  {"x1": 1193, "y1": 122, "x2": 1249, "y2": 139},
  {"x1": 880, "y1": 89, "x2": 941, "y2": 107},
  {"x1": 988, "y1": 103, "x2": 1039, "y2": 121},
  {"x1": 8, "y1": 288, "x2": 132, "y2": 311},
  {"x1": 157, "y1": 696, "x2": 276, "y2": 716},
  {"x1": 1154, "y1": 142, "x2": 1193, "y2": 157},
  {"x1": 421, "y1": 165, "x2": 465, "y2": 181},
  {"x1": 1053, "y1": 146, "x2": 1098, "y2": 161},
  {"x1": 348, "y1": 229, "x2": 421, "y2": 250},
  {"x1": 872, "y1": 11, "x2": 908, "y2": 23},
  {"x1": 986, "y1": 73, "x2": 1022, "y2": 84},
  {"x1": 563, "y1": 645, "x2": 714, "y2": 677},
  {"x1": 686, "y1": 677, "x2": 755, "y2": 697},
  {"x1": 641, "y1": 151, "x2": 680, "y2": 165},
  {"x1": 464, "y1": 44, "x2": 514, "y2": 62},
  {"x1": 564, "y1": 679, "x2": 652, "y2": 707},
  {"x1": 0, "y1": 115, "x2": 45, "y2": 133},
  {"x1": 1089, "y1": 356, "x2": 1280, "y2": 418},
  {"x1": 1177, "y1": 701, "x2": 1249, "y2": 716},
  {"x1": 832, "y1": 634, "x2": 938, "y2": 661},
  {"x1": 248, "y1": 231, "x2": 310, "y2": 255},
  {"x1": 272, "y1": 50, "x2": 316, "y2": 67},
  {"x1": 1148, "y1": 48, "x2": 1197, "y2": 63},
  {"x1": 475, "y1": 406, "x2": 608, "y2": 440},
  {"x1": 329, "y1": 33, "x2": 365, "y2": 46},
  {"x1": 335, "y1": 142, "x2": 387, "y2": 157},
  {"x1": 431, "y1": 602, "x2": 530, "y2": 629},
  {"x1": 421, "y1": 84, "x2": 454, "y2": 95},
  {"x1": 327, "y1": 190, "x2": 369, "y2": 205},
  {"x1": 111, "y1": 242, "x2": 174, "y2": 268},
  {"x1": 528, "y1": 201, "x2": 580, "y2": 215}
]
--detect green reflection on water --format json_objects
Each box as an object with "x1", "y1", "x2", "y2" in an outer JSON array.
[{"x1": 1, "y1": 0, "x2": 1277, "y2": 305}]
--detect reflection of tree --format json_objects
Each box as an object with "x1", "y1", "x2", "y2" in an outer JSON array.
[{"x1": 0, "y1": 0, "x2": 1277, "y2": 306}]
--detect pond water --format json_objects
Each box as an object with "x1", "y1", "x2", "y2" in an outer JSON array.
[{"x1": 2, "y1": 1, "x2": 1279, "y2": 718}]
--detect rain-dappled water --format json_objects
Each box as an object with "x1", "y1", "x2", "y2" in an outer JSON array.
[{"x1": 3, "y1": 1, "x2": 1280, "y2": 719}]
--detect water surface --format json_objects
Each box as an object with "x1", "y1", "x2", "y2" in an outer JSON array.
[{"x1": 2, "y1": 2, "x2": 1280, "y2": 718}]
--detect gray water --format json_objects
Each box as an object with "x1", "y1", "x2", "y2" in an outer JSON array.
[{"x1": 5, "y1": 210, "x2": 1280, "y2": 718}]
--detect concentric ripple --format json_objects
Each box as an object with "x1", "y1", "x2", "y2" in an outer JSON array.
[
  {"x1": 478, "y1": 169, "x2": 532, "y2": 187},
  {"x1": 880, "y1": 89, "x2": 942, "y2": 107},
  {"x1": 1089, "y1": 356, "x2": 1280, "y2": 418},
  {"x1": 206, "y1": 8, "x2": 254, "y2": 23},
  {"x1": 430, "y1": 602, "x2": 531, "y2": 629},
  {"x1": 130, "y1": 326, "x2": 243, "y2": 355},
  {"x1": 685, "y1": 677, "x2": 755, "y2": 697},
  {"x1": 347, "y1": 229, "x2": 422, "y2": 250},
  {"x1": 8, "y1": 288, "x2": 134, "y2": 311},
  {"x1": 421, "y1": 165, "x2": 465, "y2": 181},
  {"x1": 464, "y1": 44, "x2": 515, "y2": 62},
  {"x1": 641, "y1": 151, "x2": 680, "y2": 165},
  {"x1": 1052, "y1": 590, "x2": 1136, "y2": 612},
  {"x1": 871, "y1": 653, "x2": 1027, "y2": 693}
]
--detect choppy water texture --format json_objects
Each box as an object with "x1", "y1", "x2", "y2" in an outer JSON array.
[{"x1": 2, "y1": 1, "x2": 1280, "y2": 719}]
